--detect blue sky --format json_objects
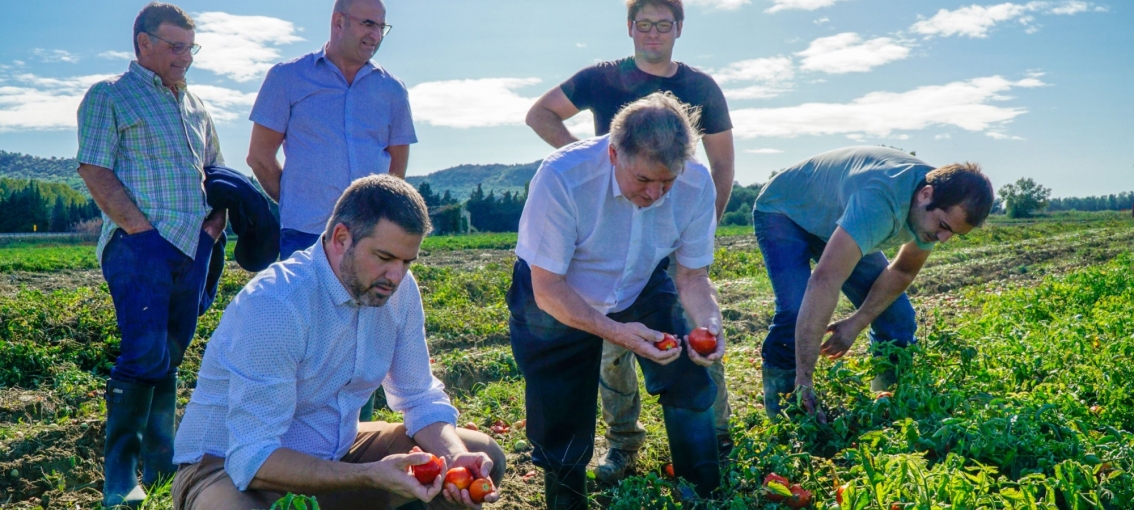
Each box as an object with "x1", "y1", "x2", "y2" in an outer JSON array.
[{"x1": 0, "y1": 0, "x2": 1129, "y2": 197}]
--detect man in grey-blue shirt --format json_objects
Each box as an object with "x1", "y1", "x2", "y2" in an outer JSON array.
[
  {"x1": 247, "y1": 0, "x2": 416, "y2": 261},
  {"x1": 752, "y1": 147, "x2": 995, "y2": 420}
]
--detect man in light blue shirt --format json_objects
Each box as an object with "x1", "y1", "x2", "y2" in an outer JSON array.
[
  {"x1": 172, "y1": 175, "x2": 504, "y2": 510},
  {"x1": 246, "y1": 0, "x2": 416, "y2": 261},
  {"x1": 751, "y1": 146, "x2": 995, "y2": 420}
]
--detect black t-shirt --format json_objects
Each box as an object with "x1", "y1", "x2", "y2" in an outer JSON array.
[{"x1": 559, "y1": 57, "x2": 732, "y2": 137}]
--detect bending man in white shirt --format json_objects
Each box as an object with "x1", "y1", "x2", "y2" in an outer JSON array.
[
  {"x1": 508, "y1": 92, "x2": 725, "y2": 509},
  {"x1": 172, "y1": 175, "x2": 505, "y2": 510}
]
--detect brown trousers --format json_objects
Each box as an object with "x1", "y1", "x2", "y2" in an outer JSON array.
[{"x1": 172, "y1": 421, "x2": 506, "y2": 510}]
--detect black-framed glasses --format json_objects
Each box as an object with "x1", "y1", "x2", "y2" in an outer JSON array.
[
  {"x1": 147, "y1": 33, "x2": 201, "y2": 55},
  {"x1": 634, "y1": 19, "x2": 676, "y2": 33},
  {"x1": 340, "y1": 12, "x2": 393, "y2": 36}
]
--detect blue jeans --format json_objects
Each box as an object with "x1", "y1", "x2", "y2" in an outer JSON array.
[
  {"x1": 507, "y1": 259, "x2": 717, "y2": 477},
  {"x1": 102, "y1": 228, "x2": 213, "y2": 385},
  {"x1": 279, "y1": 228, "x2": 321, "y2": 260},
  {"x1": 753, "y1": 211, "x2": 917, "y2": 371}
]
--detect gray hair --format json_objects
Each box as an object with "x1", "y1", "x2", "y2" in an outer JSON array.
[
  {"x1": 609, "y1": 91, "x2": 702, "y2": 174},
  {"x1": 133, "y1": 3, "x2": 195, "y2": 56},
  {"x1": 326, "y1": 174, "x2": 432, "y2": 239}
]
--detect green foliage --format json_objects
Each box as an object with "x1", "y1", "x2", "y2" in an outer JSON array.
[
  {"x1": 1000, "y1": 177, "x2": 1053, "y2": 218},
  {"x1": 270, "y1": 493, "x2": 321, "y2": 510},
  {"x1": 0, "y1": 150, "x2": 85, "y2": 191},
  {"x1": 0, "y1": 177, "x2": 100, "y2": 233}
]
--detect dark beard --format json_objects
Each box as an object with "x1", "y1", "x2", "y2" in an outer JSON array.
[{"x1": 339, "y1": 246, "x2": 395, "y2": 307}]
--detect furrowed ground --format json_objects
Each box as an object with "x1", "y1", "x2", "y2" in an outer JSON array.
[{"x1": 1, "y1": 211, "x2": 1132, "y2": 509}]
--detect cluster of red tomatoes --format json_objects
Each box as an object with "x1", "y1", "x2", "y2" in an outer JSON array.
[
  {"x1": 409, "y1": 450, "x2": 496, "y2": 504},
  {"x1": 763, "y1": 473, "x2": 812, "y2": 508},
  {"x1": 657, "y1": 327, "x2": 718, "y2": 354}
]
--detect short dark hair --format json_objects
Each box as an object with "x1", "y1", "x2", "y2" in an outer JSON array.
[
  {"x1": 326, "y1": 175, "x2": 432, "y2": 240},
  {"x1": 919, "y1": 163, "x2": 995, "y2": 227},
  {"x1": 627, "y1": 0, "x2": 684, "y2": 22},
  {"x1": 610, "y1": 91, "x2": 701, "y2": 174},
  {"x1": 133, "y1": 2, "x2": 195, "y2": 57}
]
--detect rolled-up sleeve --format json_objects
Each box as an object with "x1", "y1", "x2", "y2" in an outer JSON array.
[
  {"x1": 221, "y1": 294, "x2": 306, "y2": 491},
  {"x1": 674, "y1": 171, "x2": 717, "y2": 270},
  {"x1": 381, "y1": 273, "x2": 459, "y2": 436},
  {"x1": 515, "y1": 167, "x2": 577, "y2": 275}
]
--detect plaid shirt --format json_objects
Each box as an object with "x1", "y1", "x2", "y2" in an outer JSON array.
[{"x1": 77, "y1": 61, "x2": 223, "y2": 261}]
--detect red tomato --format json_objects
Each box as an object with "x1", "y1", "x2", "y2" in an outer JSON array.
[
  {"x1": 875, "y1": 391, "x2": 894, "y2": 400},
  {"x1": 657, "y1": 333, "x2": 679, "y2": 351},
  {"x1": 786, "y1": 484, "x2": 812, "y2": 508},
  {"x1": 763, "y1": 473, "x2": 790, "y2": 502},
  {"x1": 463, "y1": 422, "x2": 479, "y2": 431},
  {"x1": 664, "y1": 463, "x2": 675, "y2": 478},
  {"x1": 445, "y1": 467, "x2": 474, "y2": 491},
  {"x1": 836, "y1": 484, "x2": 847, "y2": 505},
  {"x1": 513, "y1": 419, "x2": 527, "y2": 430},
  {"x1": 411, "y1": 454, "x2": 443, "y2": 485},
  {"x1": 468, "y1": 478, "x2": 494, "y2": 503},
  {"x1": 688, "y1": 327, "x2": 717, "y2": 355}
]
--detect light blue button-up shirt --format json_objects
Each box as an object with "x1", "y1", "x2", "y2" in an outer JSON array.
[
  {"x1": 250, "y1": 48, "x2": 417, "y2": 234},
  {"x1": 173, "y1": 241, "x2": 457, "y2": 491}
]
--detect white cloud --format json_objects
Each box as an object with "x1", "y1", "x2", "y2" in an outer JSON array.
[
  {"x1": 192, "y1": 12, "x2": 304, "y2": 82},
  {"x1": 796, "y1": 33, "x2": 910, "y2": 74},
  {"x1": 814, "y1": 17, "x2": 830, "y2": 25},
  {"x1": 766, "y1": 0, "x2": 848, "y2": 13},
  {"x1": 192, "y1": 85, "x2": 258, "y2": 122},
  {"x1": 409, "y1": 78, "x2": 542, "y2": 128},
  {"x1": 686, "y1": 0, "x2": 751, "y2": 9},
  {"x1": 0, "y1": 73, "x2": 115, "y2": 131},
  {"x1": 712, "y1": 57, "x2": 794, "y2": 84},
  {"x1": 912, "y1": 1, "x2": 1101, "y2": 38},
  {"x1": 565, "y1": 110, "x2": 595, "y2": 138},
  {"x1": 99, "y1": 51, "x2": 134, "y2": 60},
  {"x1": 32, "y1": 49, "x2": 80, "y2": 63},
  {"x1": 729, "y1": 75, "x2": 1044, "y2": 140},
  {"x1": 935, "y1": 133, "x2": 952, "y2": 140},
  {"x1": 745, "y1": 148, "x2": 785, "y2": 154},
  {"x1": 712, "y1": 57, "x2": 795, "y2": 100}
]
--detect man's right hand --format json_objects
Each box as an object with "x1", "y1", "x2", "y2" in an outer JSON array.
[
  {"x1": 611, "y1": 322, "x2": 682, "y2": 365},
  {"x1": 792, "y1": 384, "x2": 828, "y2": 424},
  {"x1": 369, "y1": 452, "x2": 445, "y2": 503}
]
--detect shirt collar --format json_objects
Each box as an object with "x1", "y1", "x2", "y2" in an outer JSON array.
[
  {"x1": 315, "y1": 46, "x2": 377, "y2": 78},
  {"x1": 313, "y1": 237, "x2": 357, "y2": 306},
  {"x1": 128, "y1": 60, "x2": 186, "y2": 92}
]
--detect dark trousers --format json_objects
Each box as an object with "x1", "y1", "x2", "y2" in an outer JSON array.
[
  {"x1": 507, "y1": 259, "x2": 717, "y2": 477},
  {"x1": 279, "y1": 228, "x2": 321, "y2": 260},
  {"x1": 102, "y1": 228, "x2": 213, "y2": 385},
  {"x1": 752, "y1": 210, "x2": 917, "y2": 371}
]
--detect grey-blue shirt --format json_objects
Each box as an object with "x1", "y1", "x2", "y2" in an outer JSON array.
[
  {"x1": 754, "y1": 146, "x2": 937, "y2": 256},
  {"x1": 250, "y1": 48, "x2": 417, "y2": 234}
]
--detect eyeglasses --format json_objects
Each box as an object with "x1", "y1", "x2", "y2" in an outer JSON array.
[
  {"x1": 340, "y1": 12, "x2": 393, "y2": 36},
  {"x1": 633, "y1": 19, "x2": 677, "y2": 33},
  {"x1": 146, "y1": 33, "x2": 201, "y2": 55}
]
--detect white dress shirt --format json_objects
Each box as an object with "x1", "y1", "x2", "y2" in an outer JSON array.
[
  {"x1": 173, "y1": 241, "x2": 458, "y2": 491},
  {"x1": 516, "y1": 135, "x2": 717, "y2": 314}
]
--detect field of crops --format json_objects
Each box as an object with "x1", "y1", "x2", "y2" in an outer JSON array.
[{"x1": 1, "y1": 212, "x2": 1132, "y2": 509}]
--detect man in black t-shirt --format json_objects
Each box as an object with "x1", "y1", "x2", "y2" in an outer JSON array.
[{"x1": 526, "y1": 0, "x2": 735, "y2": 487}]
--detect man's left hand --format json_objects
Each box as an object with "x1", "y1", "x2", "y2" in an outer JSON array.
[
  {"x1": 440, "y1": 452, "x2": 497, "y2": 509},
  {"x1": 685, "y1": 318, "x2": 725, "y2": 367},
  {"x1": 819, "y1": 317, "x2": 866, "y2": 360},
  {"x1": 203, "y1": 208, "x2": 227, "y2": 241}
]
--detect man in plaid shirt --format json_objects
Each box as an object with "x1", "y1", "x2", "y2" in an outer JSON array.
[{"x1": 75, "y1": 3, "x2": 226, "y2": 507}]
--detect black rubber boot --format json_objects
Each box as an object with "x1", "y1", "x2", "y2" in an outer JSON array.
[
  {"x1": 544, "y1": 469, "x2": 588, "y2": 510},
  {"x1": 762, "y1": 365, "x2": 797, "y2": 419},
  {"x1": 103, "y1": 379, "x2": 153, "y2": 508},
  {"x1": 142, "y1": 372, "x2": 178, "y2": 487},
  {"x1": 662, "y1": 405, "x2": 720, "y2": 500}
]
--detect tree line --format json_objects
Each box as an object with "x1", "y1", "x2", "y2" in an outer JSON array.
[{"x1": 0, "y1": 178, "x2": 101, "y2": 233}]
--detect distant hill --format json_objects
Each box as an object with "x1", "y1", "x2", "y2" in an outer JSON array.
[
  {"x1": 407, "y1": 160, "x2": 541, "y2": 200},
  {"x1": 0, "y1": 151, "x2": 86, "y2": 193}
]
